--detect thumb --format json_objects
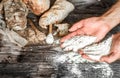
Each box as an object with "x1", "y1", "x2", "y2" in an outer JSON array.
[
  {"x1": 100, "y1": 52, "x2": 120, "y2": 63},
  {"x1": 69, "y1": 20, "x2": 84, "y2": 32},
  {"x1": 94, "y1": 32, "x2": 106, "y2": 42}
]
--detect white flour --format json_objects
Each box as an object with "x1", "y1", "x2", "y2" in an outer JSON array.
[
  {"x1": 92, "y1": 63, "x2": 113, "y2": 78},
  {"x1": 69, "y1": 64, "x2": 82, "y2": 77},
  {"x1": 52, "y1": 36, "x2": 113, "y2": 78},
  {"x1": 53, "y1": 52, "x2": 113, "y2": 78},
  {"x1": 62, "y1": 35, "x2": 97, "y2": 52},
  {"x1": 54, "y1": 52, "x2": 93, "y2": 63},
  {"x1": 46, "y1": 33, "x2": 54, "y2": 44},
  {"x1": 55, "y1": 36, "x2": 112, "y2": 61},
  {"x1": 83, "y1": 36, "x2": 112, "y2": 61}
]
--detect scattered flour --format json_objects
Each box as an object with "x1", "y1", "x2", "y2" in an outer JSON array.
[
  {"x1": 54, "y1": 52, "x2": 94, "y2": 63},
  {"x1": 52, "y1": 36, "x2": 113, "y2": 78},
  {"x1": 69, "y1": 64, "x2": 82, "y2": 77},
  {"x1": 92, "y1": 63, "x2": 113, "y2": 78},
  {"x1": 54, "y1": 36, "x2": 112, "y2": 62}
]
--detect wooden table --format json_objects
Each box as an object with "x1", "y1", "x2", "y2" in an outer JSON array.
[{"x1": 0, "y1": 0, "x2": 120, "y2": 78}]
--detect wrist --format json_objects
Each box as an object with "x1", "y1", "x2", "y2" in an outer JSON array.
[
  {"x1": 100, "y1": 0, "x2": 120, "y2": 30},
  {"x1": 100, "y1": 15, "x2": 120, "y2": 30}
]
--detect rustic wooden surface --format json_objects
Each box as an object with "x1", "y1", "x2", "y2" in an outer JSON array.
[{"x1": 0, "y1": 0, "x2": 120, "y2": 78}]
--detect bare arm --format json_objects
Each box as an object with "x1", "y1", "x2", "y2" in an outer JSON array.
[
  {"x1": 61, "y1": 0, "x2": 120, "y2": 43},
  {"x1": 101, "y1": 0, "x2": 120, "y2": 29},
  {"x1": 61, "y1": 0, "x2": 120, "y2": 63}
]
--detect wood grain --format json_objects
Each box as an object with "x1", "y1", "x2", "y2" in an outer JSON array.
[{"x1": 0, "y1": 0, "x2": 120, "y2": 78}]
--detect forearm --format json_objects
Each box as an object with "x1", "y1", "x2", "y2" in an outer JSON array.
[{"x1": 101, "y1": 0, "x2": 120, "y2": 29}]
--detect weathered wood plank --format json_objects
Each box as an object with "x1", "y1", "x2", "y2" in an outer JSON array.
[{"x1": 0, "y1": 0, "x2": 119, "y2": 78}]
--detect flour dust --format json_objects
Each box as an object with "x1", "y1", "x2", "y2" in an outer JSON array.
[{"x1": 51, "y1": 47, "x2": 113, "y2": 78}]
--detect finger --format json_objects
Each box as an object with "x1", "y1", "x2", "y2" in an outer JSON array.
[
  {"x1": 61, "y1": 32, "x2": 77, "y2": 43},
  {"x1": 84, "y1": 51, "x2": 102, "y2": 55},
  {"x1": 73, "y1": 46, "x2": 83, "y2": 52},
  {"x1": 63, "y1": 45, "x2": 80, "y2": 52},
  {"x1": 79, "y1": 50, "x2": 84, "y2": 55},
  {"x1": 61, "y1": 36, "x2": 76, "y2": 48},
  {"x1": 88, "y1": 55, "x2": 101, "y2": 61},
  {"x1": 69, "y1": 20, "x2": 84, "y2": 32},
  {"x1": 79, "y1": 51, "x2": 98, "y2": 62},
  {"x1": 60, "y1": 30, "x2": 84, "y2": 43},
  {"x1": 73, "y1": 45, "x2": 85, "y2": 52},
  {"x1": 100, "y1": 52, "x2": 120, "y2": 63},
  {"x1": 81, "y1": 54, "x2": 93, "y2": 61},
  {"x1": 63, "y1": 45, "x2": 74, "y2": 51}
]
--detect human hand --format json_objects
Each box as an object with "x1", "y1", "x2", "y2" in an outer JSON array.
[
  {"x1": 79, "y1": 36, "x2": 112, "y2": 62},
  {"x1": 79, "y1": 33, "x2": 120, "y2": 63},
  {"x1": 62, "y1": 35, "x2": 97, "y2": 52},
  {"x1": 61, "y1": 17, "x2": 111, "y2": 43},
  {"x1": 100, "y1": 33, "x2": 120, "y2": 63}
]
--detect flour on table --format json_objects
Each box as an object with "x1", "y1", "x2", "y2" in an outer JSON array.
[
  {"x1": 54, "y1": 52, "x2": 94, "y2": 63},
  {"x1": 92, "y1": 63, "x2": 113, "y2": 78}
]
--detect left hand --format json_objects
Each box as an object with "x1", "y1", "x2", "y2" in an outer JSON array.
[{"x1": 61, "y1": 17, "x2": 111, "y2": 44}]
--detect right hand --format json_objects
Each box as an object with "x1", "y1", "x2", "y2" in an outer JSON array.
[
  {"x1": 61, "y1": 17, "x2": 111, "y2": 44},
  {"x1": 100, "y1": 33, "x2": 120, "y2": 63}
]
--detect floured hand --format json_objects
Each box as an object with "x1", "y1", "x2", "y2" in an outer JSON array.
[
  {"x1": 81, "y1": 36, "x2": 112, "y2": 61},
  {"x1": 61, "y1": 35, "x2": 113, "y2": 62},
  {"x1": 100, "y1": 33, "x2": 120, "y2": 63},
  {"x1": 61, "y1": 17, "x2": 111, "y2": 43},
  {"x1": 61, "y1": 35, "x2": 97, "y2": 52}
]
